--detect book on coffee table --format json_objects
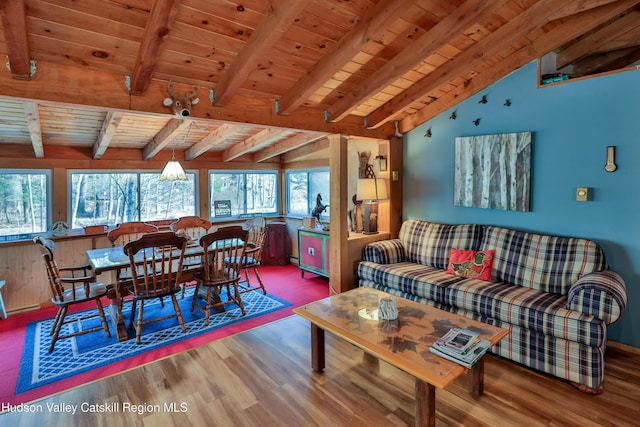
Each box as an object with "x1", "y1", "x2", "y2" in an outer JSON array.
[
  {"x1": 436, "y1": 327, "x2": 480, "y2": 353},
  {"x1": 430, "y1": 338, "x2": 490, "y2": 368}
]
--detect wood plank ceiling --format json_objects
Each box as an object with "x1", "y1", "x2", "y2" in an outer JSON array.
[{"x1": 0, "y1": 0, "x2": 638, "y2": 163}]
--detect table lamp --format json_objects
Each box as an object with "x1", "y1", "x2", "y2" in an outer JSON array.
[{"x1": 356, "y1": 178, "x2": 388, "y2": 234}]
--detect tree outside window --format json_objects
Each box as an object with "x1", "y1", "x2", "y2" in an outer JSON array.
[
  {"x1": 0, "y1": 170, "x2": 49, "y2": 237},
  {"x1": 285, "y1": 169, "x2": 330, "y2": 219},
  {"x1": 209, "y1": 171, "x2": 278, "y2": 220},
  {"x1": 69, "y1": 171, "x2": 196, "y2": 229}
]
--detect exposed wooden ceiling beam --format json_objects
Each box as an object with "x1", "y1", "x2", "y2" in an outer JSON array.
[
  {"x1": 591, "y1": 25, "x2": 640, "y2": 53},
  {"x1": 22, "y1": 102, "x2": 43, "y2": 158},
  {"x1": 281, "y1": 136, "x2": 330, "y2": 163},
  {"x1": 212, "y1": 0, "x2": 310, "y2": 107},
  {"x1": 0, "y1": 0, "x2": 31, "y2": 80},
  {"x1": 598, "y1": 46, "x2": 640, "y2": 72},
  {"x1": 252, "y1": 132, "x2": 326, "y2": 162},
  {"x1": 399, "y1": 0, "x2": 640, "y2": 133},
  {"x1": 0, "y1": 62, "x2": 395, "y2": 140},
  {"x1": 184, "y1": 123, "x2": 239, "y2": 160},
  {"x1": 572, "y1": 46, "x2": 640, "y2": 76},
  {"x1": 546, "y1": 0, "x2": 627, "y2": 21},
  {"x1": 129, "y1": 0, "x2": 181, "y2": 95},
  {"x1": 325, "y1": 0, "x2": 507, "y2": 123},
  {"x1": 366, "y1": 0, "x2": 574, "y2": 129},
  {"x1": 556, "y1": 9, "x2": 640, "y2": 69},
  {"x1": 276, "y1": 0, "x2": 413, "y2": 115},
  {"x1": 93, "y1": 111, "x2": 124, "y2": 159},
  {"x1": 142, "y1": 118, "x2": 191, "y2": 160},
  {"x1": 222, "y1": 128, "x2": 290, "y2": 162}
]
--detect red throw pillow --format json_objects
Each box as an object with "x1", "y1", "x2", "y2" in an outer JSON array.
[{"x1": 446, "y1": 249, "x2": 495, "y2": 281}]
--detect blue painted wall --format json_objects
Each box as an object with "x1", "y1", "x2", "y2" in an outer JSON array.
[{"x1": 404, "y1": 61, "x2": 640, "y2": 347}]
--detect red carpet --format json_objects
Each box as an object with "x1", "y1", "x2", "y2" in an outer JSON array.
[{"x1": 0, "y1": 264, "x2": 329, "y2": 406}]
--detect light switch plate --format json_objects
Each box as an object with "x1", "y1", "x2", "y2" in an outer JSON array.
[{"x1": 576, "y1": 187, "x2": 590, "y2": 202}]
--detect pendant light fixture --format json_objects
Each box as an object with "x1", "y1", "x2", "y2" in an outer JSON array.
[
  {"x1": 159, "y1": 121, "x2": 191, "y2": 181},
  {"x1": 159, "y1": 149, "x2": 187, "y2": 181}
]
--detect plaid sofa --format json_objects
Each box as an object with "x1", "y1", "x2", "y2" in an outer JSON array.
[{"x1": 357, "y1": 220, "x2": 627, "y2": 392}]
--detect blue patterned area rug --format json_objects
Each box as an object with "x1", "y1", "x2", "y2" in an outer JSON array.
[{"x1": 16, "y1": 287, "x2": 289, "y2": 393}]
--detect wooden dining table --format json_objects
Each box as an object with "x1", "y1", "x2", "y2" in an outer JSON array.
[{"x1": 86, "y1": 243, "x2": 205, "y2": 341}]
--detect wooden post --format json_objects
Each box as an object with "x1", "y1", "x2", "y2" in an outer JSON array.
[
  {"x1": 328, "y1": 134, "x2": 349, "y2": 294},
  {"x1": 388, "y1": 135, "x2": 403, "y2": 239}
]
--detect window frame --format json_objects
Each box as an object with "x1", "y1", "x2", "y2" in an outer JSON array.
[
  {"x1": 0, "y1": 168, "x2": 52, "y2": 239},
  {"x1": 284, "y1": 167, "x2": 330, "y2": 220},
  {"x1": 208, "y1": 169, "x2": 280, "y2": 222},
  {"x1": 67, "y1": 169, "x2": 199, "y2": 229}
]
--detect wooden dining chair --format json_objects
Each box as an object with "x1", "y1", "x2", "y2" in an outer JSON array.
[
  {"x1": 106, "y1": 221, "x2": 160, "y2": 300},
  {"x1": 237, "y1": 222, "x2": 268, "y2": 295},
  {"x1": 33, "y1": 236, "x2": 111, "y2": 352},
  {"x1": 192, "y1": 227, "x2": 248, "y2": 326},
  {"x1": 107, "y1": 221, "x2": 159, "y2": 247},
  {"x1": 169, "y1": 216, "x2": 212, "y2": 242},
  {"x1": 123, "y1": 231, "x2": 188, "y2": 344},
  {"x1": 170, "y1": 216, "x2": 212, "y2": 297}
]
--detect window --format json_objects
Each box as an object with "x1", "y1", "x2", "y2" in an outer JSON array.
[
  {"x1": 209, "y1": 171, "x2": 278, "y2": 220},
  {"x1": 285, "y1": 169, "x2": 330, "y2": 219},
  {"x1": 0, "y1": 169, "x2": 50, "y2": 238},
  {"x1": 69, "y1": 171, "x2": 197, "y2": 229}
]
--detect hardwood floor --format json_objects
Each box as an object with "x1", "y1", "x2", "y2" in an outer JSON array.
[{"x1": 2, "y1": 315, "x2": 639, "y2": 426}]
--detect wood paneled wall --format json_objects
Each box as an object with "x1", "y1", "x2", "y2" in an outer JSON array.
[{"x1": 0, "y1": 235, "x2": 115, "y2": 314}]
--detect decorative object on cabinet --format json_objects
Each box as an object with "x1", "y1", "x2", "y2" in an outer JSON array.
[
  {"x1": 298, "y1": 227, "x2": 330, "y2": 278},
  {"x1": 302, "y1": 217, "x2": 316, "y2": 228},
  {"x1": 310, "y1": 193, "x2": 329, "y2": 223}
]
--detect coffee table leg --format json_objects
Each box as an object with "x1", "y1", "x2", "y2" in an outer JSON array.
[
  {"x1": 415, "y1": 379, "x2": 435, "y2": 427},
  {"x1": 310, "y1": 324, "x2": 325, "y2": 372},
  {"x1": 467, "y1": 357, "x2": 485, "y2": 398}
]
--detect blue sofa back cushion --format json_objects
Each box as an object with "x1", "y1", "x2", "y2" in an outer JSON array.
[
  {"x1": 480, "y1": 226, "x2": 608, "y2": 295},
  {"x1": 399, "y1": 220, "x2": 483, "y2": 270}
]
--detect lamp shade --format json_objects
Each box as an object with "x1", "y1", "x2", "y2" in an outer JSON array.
[
  {"x1": 356, "y1": 178, "x2": 388, "y2": 201},
  {"x1": 159, "y1": 159, "x2": 187, "y2": 181}
]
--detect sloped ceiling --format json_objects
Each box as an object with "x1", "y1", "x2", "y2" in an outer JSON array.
[{"x1": 0, "y1": 0, "x2": 638, "y2": 163}]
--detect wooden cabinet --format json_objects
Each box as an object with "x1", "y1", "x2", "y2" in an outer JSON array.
[
  {"x1": 298, "y1": 227, "x2": 330, "y2": 278},
  {"x1": 262, "y1": 222, "x2": 289, "y2": 266}
]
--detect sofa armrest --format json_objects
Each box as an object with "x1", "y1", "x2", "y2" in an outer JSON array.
[
  {"x1": 362, "y1": 239, "x2": 406, "y2": 264},
  {"x1": 567, "y1": 270, "x2": 627, "y2": 324}
]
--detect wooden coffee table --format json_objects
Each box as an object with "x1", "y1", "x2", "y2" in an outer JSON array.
[{"x1": 293, "y1": 287, "x2": 508, "y2": 427}]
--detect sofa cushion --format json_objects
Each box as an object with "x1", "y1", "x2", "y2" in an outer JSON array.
[
  {"x1": 357, "y1": 261, "x2": 465, "y2": 302},
  {"x1": 480, "y1": 226, "x2": 607, "y2": 295},
  {"x1": 445, "y1": 278, "x2": 604, "y2": 347},
  {"x1": 399, "y1": 220, "x2": 483, "y2": 269},
  {"x1": 446, "y1": 249, "x2": 495, "y2": 281}
]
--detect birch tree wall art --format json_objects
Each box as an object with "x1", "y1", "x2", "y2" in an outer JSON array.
[{"x1": 454, "y1": 132, "x2": 532, "y2": 212}]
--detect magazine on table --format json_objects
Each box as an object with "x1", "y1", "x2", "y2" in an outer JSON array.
[
  {"x1": 436, "y1": 327, "x2": 480, "y2": 353},
  {"x1": 431, "y1": 327, "x2": 490, "y2": 368},
  {"x1": 430, "y1": 338, "x2": 490, "y2": 367}
]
